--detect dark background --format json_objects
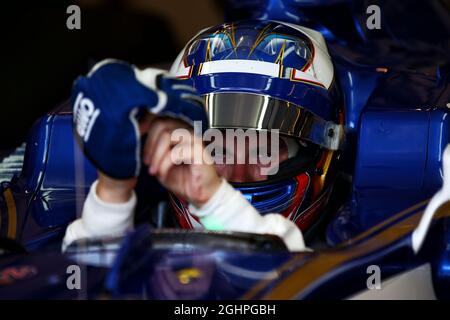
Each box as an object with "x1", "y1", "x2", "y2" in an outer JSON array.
[
  {"x1": 1, "y1": 0, "x2": 449, "y2": 154},
  {"x1": 0, "y1": 0, "x2": 224, "y2": 152}
]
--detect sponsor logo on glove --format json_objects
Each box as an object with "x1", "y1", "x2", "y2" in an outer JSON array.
[{"x1": 73, "y1": 92, "x2": 100, "y2": 143}]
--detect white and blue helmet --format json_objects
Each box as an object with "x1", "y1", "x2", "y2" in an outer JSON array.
[{"x1": 169, "y1": 20, "x2": 343, "y2": 233}]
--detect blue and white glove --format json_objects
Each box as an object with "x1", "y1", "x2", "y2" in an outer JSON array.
[{"x1": 72, "y1": 59, "x2": 207, "y2": 179}]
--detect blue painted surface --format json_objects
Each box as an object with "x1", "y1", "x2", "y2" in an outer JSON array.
[
  {"x1": 327, "y1": 68, "x2": 450, "y2": 244},
  {"x1": 0, "y1": 0, "x2": 449, "y2": 299},
  {"x1": 17, "y1": 108, "x2": 98, "y2": 249}
]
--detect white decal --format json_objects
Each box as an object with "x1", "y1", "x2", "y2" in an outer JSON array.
[{"x1": 74, "y1": 92, "x2": 100, "y2": 143}]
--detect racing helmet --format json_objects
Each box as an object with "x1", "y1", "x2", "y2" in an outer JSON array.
[{"x1": 168, "y1": 20, "x2": 343, "y2": 234}]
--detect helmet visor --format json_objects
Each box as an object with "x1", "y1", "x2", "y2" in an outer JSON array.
[{"x1": 205, "y1": 92, "x2": 342, "y2": 150}]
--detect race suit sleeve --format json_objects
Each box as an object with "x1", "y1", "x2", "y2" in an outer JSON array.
[
  {"x1": 188, "y1": 178, "x2": 308, "y2": 252},
  {"x1": 62, "y1": 180, "x2": 136, "y2": 251},
  {"x1": 62, "y1": 179, "x2": 308, "y2": 252}
]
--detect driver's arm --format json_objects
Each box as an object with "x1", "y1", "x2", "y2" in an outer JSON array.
[
  {"x1": 62, "y1": 174, "x2": 307, "y2": 252},
  {"x1": 188, "y1": 178, "x2": 307, "y2": 252},
  {"x1": 62, "y1": 173, "x2": 137, "y2": 251},
  {"x1": 63, "y1": 114, "x2": 308, "y2": 252}
]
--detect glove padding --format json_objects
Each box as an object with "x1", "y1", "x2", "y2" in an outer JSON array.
[{"x1": 72, "y1": 59, "x2": 207, "y2": 179}]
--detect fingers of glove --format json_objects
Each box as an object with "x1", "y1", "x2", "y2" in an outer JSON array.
[
  {"x1": 158, "y1": 76, "x2": 196, "y2": 91},
  {"x1": 149, "y1": 131, "x2": 172, "y2": 175},
  {"x1": 170, "y1": 84, "x2": 198, "y2": 93},
  {"x1": 160, "y1": 77, "x2": 203, "y2": 105},
  {"x1": 180, "y1": 93, "x2": 205, "y2": 109}
]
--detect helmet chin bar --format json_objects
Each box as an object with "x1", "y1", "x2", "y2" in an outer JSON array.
[{"x1": 205, "y1": 92, "x2": 343, "y2": 151}]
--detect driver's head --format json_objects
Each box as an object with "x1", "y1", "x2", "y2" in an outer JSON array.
[
  {"x1": 212, "y1": 132, "x2": 292, "y2": 183},
  {"x1": 168, "y1": 20, "x2": 343, "y2": 231}
]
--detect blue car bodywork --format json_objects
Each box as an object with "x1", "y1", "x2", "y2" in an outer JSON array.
[{"x1": 0, "y1": 0, "x2": 449, "y2": 299}]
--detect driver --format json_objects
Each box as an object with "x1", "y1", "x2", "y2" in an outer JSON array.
[{"x1": 63, "y1": 20, "x2": 343, "y2": 252}]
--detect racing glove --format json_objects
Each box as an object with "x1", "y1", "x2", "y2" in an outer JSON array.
[{"x1": 71, "y1": 59, "x2": 207, "y2": 179}]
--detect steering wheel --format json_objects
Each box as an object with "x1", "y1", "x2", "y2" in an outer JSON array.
[
  {"x1": 65, "y1": 225, "x2": 289, "y2": 254},
  {"x1": 145, "y1": 229, "x2": 289, "y2": 252}
]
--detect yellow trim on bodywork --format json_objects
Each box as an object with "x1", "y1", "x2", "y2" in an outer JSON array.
[
  {"x1": 177, "y1": 268, "x2": 203, "y2": 285},
  {"x1": 318, "y1": 150, "x2": 334, "y2": 191},
  {"x1": 3, "y1": 189, "x2": 17, "y2": 239},
  {"x1": 262, "y1": 211, "x2": 424, "y2": 299},
  {"x1": 242, "y1": 198, "x2": 432, "y2": 299},
  {"x1": 340, "y1": 198, "x2": 430, "y2": 246}
]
